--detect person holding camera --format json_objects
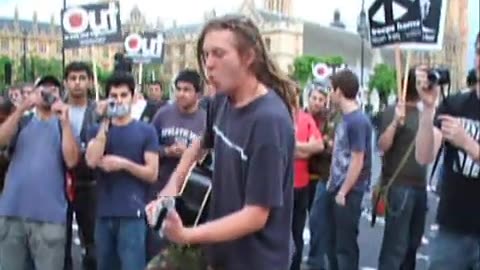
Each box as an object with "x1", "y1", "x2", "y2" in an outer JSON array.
[
  {"x1": 0, "y1": 75, "x2": 79, "y2": 270},
  {"x1": 85, "y1": 72, "x2": 159, "y2": 270},
  {"x1": 415, "y1": 33, "x2": 480, "y2": 270},
  {"x1": 377, "y1": 68, "x2": 427, "y2": 270}
]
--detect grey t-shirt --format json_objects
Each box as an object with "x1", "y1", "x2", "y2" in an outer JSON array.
[
  {"x1": 69, "y1": 105, "x2": 86, "y2": 139},
  {"x1": 329, "y1": 109, "x2": 372, "y2": 192},
  {"x1": 203, "y1": 91, "x2": 295, "y2": 270},
  {"x1": 150, "y1": 103, "x2": 206, "y2": 198}
]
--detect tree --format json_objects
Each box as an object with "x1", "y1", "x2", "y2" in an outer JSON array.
[
  {"x1": 292, "y1": 55, "x2": 323, "y2": 86},
  {"x1": 368, "y1": 63, "x2": 396, "y2": 108},
  {"x1": 322, "y1": 55, "x2": 345, "y2": 67},
  {"x1": 0, "y1": 56, "x2": 13, "y2": 93},
  {"x1": 292, "y1": 55, "x2": 345, "y2": 87},
  {"x1": 21, "y1": 57, "x2": 63, "y2": 83}
]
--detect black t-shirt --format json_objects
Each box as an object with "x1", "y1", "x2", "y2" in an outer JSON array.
[
  {"x1": 435, "y1": 91, "x2": 480, "y2": 235},
  {"x1": 202, "y1": 91, "x2": 295, "y2": 270},
  {"x1": 379, "y1": 104, "x2": 426, "y2": 186}
]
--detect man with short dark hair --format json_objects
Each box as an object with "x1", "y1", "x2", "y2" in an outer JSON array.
[
  {"x1": 7, "y1": 85, "x2": 22, "y2": 107},
  {"x1": 85, "y1": 72, "x2": 159, "y2": 270},
  {"x1": 0, "y1": 75, "x2": 79, "y2": 270},
  {"x1": 147, "y1": 81, "x2": 165, "y2": 107},
  {"x1": 63, "y1": 61, "x2": 98, "y2": 270},
  {"x1": 146, "y1": 69, "x2": 206, "y2": 262},
  {"x1": 416, "y1": 32, "x2": 480, "y2": 270},
  {"x1": 326, "y1": 70, "x2": 372, "y2": 270}
]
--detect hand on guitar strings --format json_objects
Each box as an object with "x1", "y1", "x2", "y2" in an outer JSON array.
[{"x1": 163, "y1": 209, "x2": 192, "y2": 245}]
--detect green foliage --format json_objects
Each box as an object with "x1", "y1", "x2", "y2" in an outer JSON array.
[
  {"x1": 292, "y1": 55, "x2": 345, "y2": 87},
  {"x1": 0, "y1": 56, "x2": 13, "y2": 93},
  {"x1": 292, "y1": 55, "x2": 322, "y2": 86},
  {"x1": 368, "y1": 63, "x2": 396, "y2": 106},
  {"x1": 15, "y1": 56, "x2": 63, "y2": 83}
]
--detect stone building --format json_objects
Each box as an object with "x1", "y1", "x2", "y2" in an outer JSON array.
[{"x1": 1, "y1": 0, "x2": 469, "y2": 88}]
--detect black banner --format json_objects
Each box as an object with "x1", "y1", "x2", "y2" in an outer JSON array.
[
  {"x1": 368, "y1": 0, "x2": 446, "y2": 49},
  {"x1": 61, "y1": 2, "x2": 122, "y2": 49},
  {"x1": 124, "y1": 32, "x2": 165, "y2": 64}
]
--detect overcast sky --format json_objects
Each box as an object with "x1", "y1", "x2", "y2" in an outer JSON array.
[{"x1": 0, "y1": 0, "x2": 478, "y2": 67}]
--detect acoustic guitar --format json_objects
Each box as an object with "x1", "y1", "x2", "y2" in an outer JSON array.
[{"x1": 153, "y1": 152, "x2": 213, "y2": 230}]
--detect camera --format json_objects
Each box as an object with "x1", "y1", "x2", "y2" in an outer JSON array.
[
  {"x1": 106, "y1": 100, "x2": 129, "y2": 118},
  {"x1": 152, "y1": 197, "x2": 176, "y2": 235},
  {"x1": 427, "y1": 68, "x2": 450, "y2": 86},
  {"x1": 41, "y1": 91, "x2": 57, "y2": 107}
]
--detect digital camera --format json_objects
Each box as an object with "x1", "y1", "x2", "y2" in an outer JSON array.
[
  {"x1": 152, "y1": 197, "x2": 176, "y2": 234},
  {"x1": 40, "y1": 91, "x2": 57, "y2": 107},
  {"x1": 106, "y1": 100, "x2": 129, "y2": 118},
  {"x1": 427, "y1": 68, "x2": 450, "y2": 86}
]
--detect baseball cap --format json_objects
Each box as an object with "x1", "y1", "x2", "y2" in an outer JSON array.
[{"x1": 34, "y1": 75, "x2": 61, "y2": 88}]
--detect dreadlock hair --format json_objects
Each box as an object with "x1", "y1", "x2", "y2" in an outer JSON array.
[{"x1": 196, "y1": 15, "x2": 297, "y2": 117}]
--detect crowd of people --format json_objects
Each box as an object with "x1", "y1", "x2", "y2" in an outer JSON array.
[{"x1": 0, "y1": 15, "x2": 478, "y2": 270}]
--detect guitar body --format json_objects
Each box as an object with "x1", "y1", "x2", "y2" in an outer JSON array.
[{"x1": 176, "y1": 152, "x2": 213, "y2": 227}]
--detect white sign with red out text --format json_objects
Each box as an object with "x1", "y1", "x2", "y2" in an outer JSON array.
[{"x1": 61, "y1": 1, "x2": 122, "y2": 49}]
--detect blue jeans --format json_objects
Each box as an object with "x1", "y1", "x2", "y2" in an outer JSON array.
[
  {"x1": 378, "y1": 185, "x2": 427, "y2": 270},
  {"x1": 307, "y1": 181, "x2": 330, "y2": 270},
  {"x1": 95, "y1": 217, "x2": 146, "y2": 270},
  {"x1": 428, "y1": 227, "x2": 480, "y2": 270},
  {"x1": 327, "y1": 189, "x2": 364, "y2": 270}
]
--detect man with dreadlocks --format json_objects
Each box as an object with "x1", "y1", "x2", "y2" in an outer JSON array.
[{"x1": 146, "y1": 15, "x2": 297, "y2": 270}]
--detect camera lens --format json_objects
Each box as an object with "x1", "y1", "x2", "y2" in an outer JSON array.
[{"x1": 427, "y1": 71, "x2": 440, "y2": 85}]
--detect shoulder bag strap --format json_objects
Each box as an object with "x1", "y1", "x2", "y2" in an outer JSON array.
[{"x1": 384, "y1": 138, "x2": 416, "y2": 191}]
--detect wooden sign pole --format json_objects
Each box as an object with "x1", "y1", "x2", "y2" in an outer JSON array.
[
  {"x1": 394, "y1": 46, "x2": 403, "y2": 99},
  {"x1": 138, "y1": 62, "x2": 143, "y2": 93},
  {"x1": 91, "y1": 46, "x2": 99, "y2": 102},
  {"x1": 402, "y1": 51, "x2": 412, "y2": 102}
]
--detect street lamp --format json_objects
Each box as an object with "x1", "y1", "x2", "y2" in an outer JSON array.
[
  {"x1": 357, "y1": 0, "x2": 369, "y2": 88},
  {"x1": 22, "y1": 30, "x2": 27, "y2": 82}
]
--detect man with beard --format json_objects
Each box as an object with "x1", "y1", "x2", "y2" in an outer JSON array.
[
  {"x1": 0, "y1": 75, "x2": 79, "y2": 270},
  {"x1": 63, "y1": 61, "x2": 99, "y2": 270},
  {"x1": 146, "y1": 69, "x2": 206, "y2": 263},
  {"x1": 305, "y1": 83, "x2": 339, "y2": 270},
  {"x1": 146, "y1": 15, "x2": 296, "y2": 270},
  {"x1": 85, "y1": 72, "x2": 159, "y2": 270}
]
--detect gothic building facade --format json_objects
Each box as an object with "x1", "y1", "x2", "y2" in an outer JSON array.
[{"x1": 0, "y1": 0, "x2": 470, "y2": 89}]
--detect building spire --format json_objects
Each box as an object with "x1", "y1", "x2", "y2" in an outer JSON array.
[{"x1": 14, "y1": 5, "x2": 19, "y2": 21}]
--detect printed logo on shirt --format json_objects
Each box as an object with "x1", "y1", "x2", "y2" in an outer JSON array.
[
  {"x1": 161, "y1": 127, "x2": 200, "y2": 146},
  {"x1": 213, "y1": 125, "x2": 248, "y2": 161},
  {"x1": 453, "y1": 118, "x2": 480, "y2": 179}
]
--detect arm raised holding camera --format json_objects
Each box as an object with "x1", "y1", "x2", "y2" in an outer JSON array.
[
  {"x1": 415, "y1": 67, "x2": 443, "y2": 165},
  {"x1": 52, "y1": 101, "x2": 79, "y2": 169},
  {"x1": 86, "y1": 102, "x2": 110, "y2": 168},
  {"x1": 415, "y1": 67, "x2": 480, "y2": 164}
]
